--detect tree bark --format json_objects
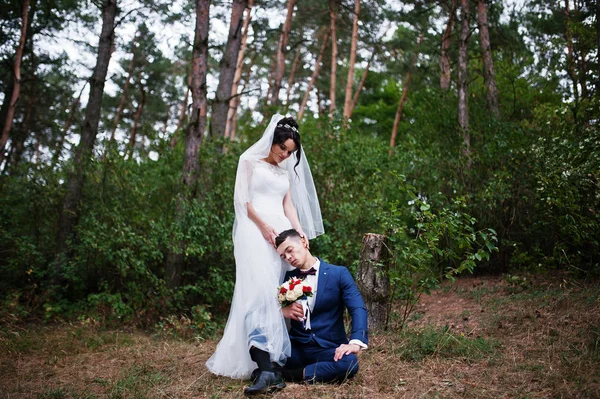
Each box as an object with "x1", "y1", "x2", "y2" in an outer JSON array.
[
  {"x1": 272, "y1": 0, "x2": 296, "y2": 106},
  {"x1": 211, "y1": 0, "x2": 247, "y2": 138},
  {"x1": 11, "y1": 75, "x2": 35, "y2": 169},
  {"x1": 0, "y1": 0, "x2": 30, "y2": 164},
  {"x1": 356, "y1": 233, "x2": 391, "y2": 331},
  {"x1": 284, "y1": 44, "x2": 302, "y2": 110},
  {"x1": 477, "y1": 0, "x2": 499, "y2": 117},
  {"x1": 183, "y1": 0, "x2": 210, "y2": 194},
  {"x1": 298, "y1": 28, "x2": 330, "y2": 120},
  {"x1": 343, "y1": 0, "x2": 360, "y2": 121},
  {"x1": 166, "y1": 0, "x2": 210, "y2": 290},
  {"x1": 458, "y1": 0, "x2": 471, "y2": 169},
  {"x1": 265, "y1": 39, "x2": 279, "y2": 105},
  {"x1": 57, "y1": 0, "x2": 118, "y2": 254},
  {"x1": 317, "y1": 86, "x2": 325, "y2": 118},
  {"x1": 596, "y1": 0, "x2": 600, "y2": 97},
  {"x1": 440, "y1": 0, "x2": 457, "y2": 90},
  {"x1": 228, "y1": 54, "x2": 255, "y2": 141},
  {"x1": 389, "y1": 31, "x2": 424, "y2": 152},
  {"x1": 127, "y1": 75, "x2": 146, "y2": 158},
  {"x1": 328, "y1": 0, "x2": 338, "y2": 119},
  {"x1": 109, "y1": 35, "x2": 137, "y2": 143},
  {"x1": 55, "y1": 81, "x2": 87, "y2": 165},
  {"x1": 564, "y1": 0, "x2": 579, "y2": 105},
  {"x1": 0, "y1": 79, "x2": 14, "y2": 143},
  {"x1": 349, "y1": 48, "x2": 375, "y2": 117},
  {"x1": 225, "y1": 0, "x2": 253, "y2": 140},
  {"x1": 172, "y1": 73, "x2": 192, "y2": 149},
  {"x1": 23, "y1": 75, "x2": 37, "y2": 165}
]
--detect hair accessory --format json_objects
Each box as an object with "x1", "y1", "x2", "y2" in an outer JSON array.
[{"x1": 277, "y1": 123, "x2": 299, "y2": 133}]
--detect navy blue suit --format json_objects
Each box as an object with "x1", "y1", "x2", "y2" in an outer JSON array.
[{"x1": 283, "y1": 260, "x2": 368, "y2": 382}]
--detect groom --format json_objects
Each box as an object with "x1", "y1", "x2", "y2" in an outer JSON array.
[
  {"x1": 277, "y1": 229, "x2": 368, "y2": 383},
  {"x1": 244, "y1": 229, "x2": 368, "y2": 395}
]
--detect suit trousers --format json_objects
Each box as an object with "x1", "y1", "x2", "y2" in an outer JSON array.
[{"x1": 285, "y1": 338, "x2": 359, "y2": 383}]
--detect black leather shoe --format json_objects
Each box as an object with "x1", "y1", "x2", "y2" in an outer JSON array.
[
  {"x1": 244, "y1": 371, "x2": 286, "y2": 396},
  {"x1": 250, "y1": 368, "x2": 260, "y2": 383}
]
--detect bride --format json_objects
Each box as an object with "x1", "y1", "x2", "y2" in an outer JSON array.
[{"x1": 206, "y1": 114, "x2": 323, "y2": 392}]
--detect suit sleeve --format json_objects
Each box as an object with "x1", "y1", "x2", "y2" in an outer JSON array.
[{"x1": 340, "y1": 267, "x2": 368, "y2": 345}]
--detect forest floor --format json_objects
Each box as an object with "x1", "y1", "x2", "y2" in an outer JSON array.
[{"x1": 1, "y1": 274, "x2": 600, "y2": 399}]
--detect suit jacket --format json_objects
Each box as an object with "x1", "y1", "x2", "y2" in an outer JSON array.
[{"x1": 284, "y1": 260, "x2": 368, "y2": 348}]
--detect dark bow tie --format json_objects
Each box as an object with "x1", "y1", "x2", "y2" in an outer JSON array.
[{"x1": 294, "y1": 267, "x2": 317, "y2": 277}]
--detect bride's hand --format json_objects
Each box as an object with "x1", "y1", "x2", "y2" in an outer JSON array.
[
  {"x1": 298, "y1": 230, "x2": 309, "y2": 249},
  {"x1": 260, "y1": 224, "x2": 279, "y2": 247}
]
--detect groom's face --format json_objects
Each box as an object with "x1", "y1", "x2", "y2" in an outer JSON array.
[{"x1": 276, "y1": 236, "x2": 308, "y2": 268}]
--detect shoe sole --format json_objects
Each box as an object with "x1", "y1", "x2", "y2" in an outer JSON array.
[{"x1": 244, "y1": 382, "x2": 286, "y2": 396}]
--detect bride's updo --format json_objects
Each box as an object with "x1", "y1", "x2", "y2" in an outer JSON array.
[{"x1": 273, "y1": 117, "x2": 302, "y2": 170}]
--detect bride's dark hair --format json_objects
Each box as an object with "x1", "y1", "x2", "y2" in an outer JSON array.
[{"x1": 272, "y1": 117, "x2": 302, "y2": 172}]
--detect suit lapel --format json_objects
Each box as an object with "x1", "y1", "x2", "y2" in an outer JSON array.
[{"x1": 314, "y1": 260, "x2": 330, "y2": 312}]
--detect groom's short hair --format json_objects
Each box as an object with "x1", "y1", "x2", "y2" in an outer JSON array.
[{"x1": 275, "y1": 229, "x2": 302, "y2": 248}]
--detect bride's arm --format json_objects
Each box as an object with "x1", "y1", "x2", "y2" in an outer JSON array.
[
  {"x1": 283, "y1": 190, "x2": 307, "y2": 241},
  {"x1": 247, "y1": 202, "x2": 279, "y2": 247}
]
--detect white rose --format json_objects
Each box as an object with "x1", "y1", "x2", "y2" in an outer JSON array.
[
  {"x1": 278, "y1": 294, "x2": 286, "y2": 303},
  {"x1": 293, "y1": 284, "x2": 304, "y2": 296},
  {"x1": 285, "y1": 290, "x2": 297, "y2": 302}
]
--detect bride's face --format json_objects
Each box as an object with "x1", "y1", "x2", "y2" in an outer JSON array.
[{"x1": 269, "y1": 138, "x2": 297, "y2": 164}]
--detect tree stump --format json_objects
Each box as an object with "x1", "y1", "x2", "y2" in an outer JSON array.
[{"x1": 357, "y1": 233, "x2": 391, "y2": 331}]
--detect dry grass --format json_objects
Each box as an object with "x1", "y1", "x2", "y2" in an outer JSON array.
[{"x1": 1, "y1": 274, "x2": 599, "y2": 399}]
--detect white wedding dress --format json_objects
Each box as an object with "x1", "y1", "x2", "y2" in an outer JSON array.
[{"x1": 206, "y1": 159, "x2": 292, "y2": 379}]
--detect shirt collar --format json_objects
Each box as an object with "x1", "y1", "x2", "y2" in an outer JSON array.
[{"x1": 311, "y1": 258, "x2": 320, "y2": 271}]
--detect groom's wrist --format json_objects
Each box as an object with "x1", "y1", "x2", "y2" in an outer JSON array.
[{"x1": 348, "y1": 339, "x2": 368, "y2": 350}]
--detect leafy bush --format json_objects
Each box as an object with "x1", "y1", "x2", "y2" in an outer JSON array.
[{"x1": 384, "y1": 174, "x2": 498, "y2": 327}]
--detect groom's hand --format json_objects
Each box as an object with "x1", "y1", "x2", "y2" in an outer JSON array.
[
  {"x1": 282, "y1": 302, "x2": 304, "y2": 321},
  {"x1": 333, "y1": 343, "x2": 360, "y2": 361}
]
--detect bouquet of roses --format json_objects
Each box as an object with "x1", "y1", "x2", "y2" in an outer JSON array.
[{"x1": 277, "y1": 277, "x2": 314, "y2": 307}]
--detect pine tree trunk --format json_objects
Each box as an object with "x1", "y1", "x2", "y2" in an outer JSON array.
[
  {"x1": 272, "y1": 0, "x2": 296, "y2": 106},
  {"x1": 265, "y1": 40, "x2": 279, "y2": 105},
  {"x1": 343, "y1": 0, "x2": 360, "y2": 121},
  {"x1": 596, "y1": 0, "x2": 600, "y2": 95},
  {"x1": 284, "y1": 44, "x2": 302, "y2": 110},
  {"x1": 440, "y1": 0, "x2": 457, "y2": 90},
  {"x1": 477, "y1": 0, "x2": 499, "y2": 117},
  {"x1": 228, "y1": 54, "x2": 255, "y2": 141},
  {"x1": 389, "y1": 32, "x2": 424, "y2": 152},
  {"x1": 0, "y1": 0, "x2": 30, "y2": 164},
  {"x1": 166, "y1": 0, "x2": 210, "y2": 289},
  {"x1": 63, "y1": 82, "x2": 86, "y2": 137},
  {"x1": 317, "y1": 87, "x2": 325, "y2": 118},
  {"x1": 10, "y1": 77, "x2": 35, "y2": 169},
  {"x1": 225, "y1": 0, "x2": 253, "y2": 140},
  {"x1": 579, "y1": 50, "x2": 588, "y2": 100},
  {"x1": 183, "y1": 0, "x2": 210, "y2": 194},
  {"x1": 298, "y1": 28, "x2": 330, "y2": 120},
  {"x1": 54, "y1": 82, "x2": 87, "y2": 165},
  {"x1": 458, "y1": 0, "x2": 471, "y2": 169},
  {"x1": 356, "y1": 233, "x2": 391, "y2": 331},
  {"x1": 109, "y1": 36, "x2": 137, "y2": 143},
  {"x1": 57, "y1": 0, "x2": 118, "y2": 254},
  {"x1": 211, "y1": 0, "x2": 247, "y2": 138},
  {"x1": 161, "y1": 105, "x2": 170, "y2": 135},
  {"x1": 24, "y1": 77, "x2": 36, "y2": 164},
  {"x1": 564, "y1": 1, "x2": 579, "y2": 105},
  {"x1": 0, "y1": 80, "x2": 14, "y2": 142},
  {"x1": 127, "y1": 77, "x2": 146, "y2": 158},
  {"x1": 328, "y1": 0, "x2": 338, "y2": 119},
  {"x1": 172, "y1": 73, "x2": 192, "y2": 149},
  {"x1": 349, "y1": 49, "x2": 374, "y2": 117}
]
